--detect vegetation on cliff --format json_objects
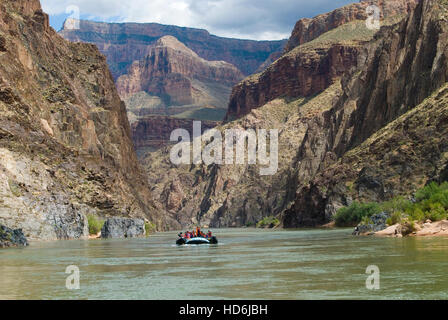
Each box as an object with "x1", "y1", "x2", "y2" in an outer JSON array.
[
  {"x1": 256, "y1": 216, "x2": 281, "y2": 229},
  {"x1": 335, "y1": 182, "x2": 448, "y2": 229},
  {"x1": 87, "y1": 214, "x2": 105, "y2": 235}
]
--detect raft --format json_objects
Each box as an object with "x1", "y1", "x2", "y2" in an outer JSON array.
[{"x1": 176, "y1": 236, "x2": 218, "y2": 245}]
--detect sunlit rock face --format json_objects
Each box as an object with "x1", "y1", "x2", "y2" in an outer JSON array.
[
  {"x1": 0, "y1": 0, "x2": 174, "y2": 240},
  {"x1": 226, "y1": 0, "x2": 419, "y2": 120},
  {"x1": 58, "y1": 20, "x2": 287, "y2": 79},
  {"x1": 116, "y1": 36, "x2": 244, "y2": 114}
]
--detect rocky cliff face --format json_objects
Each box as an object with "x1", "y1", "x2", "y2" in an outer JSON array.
[
  {"x1": 116, "y1": 36, "x2": 244, "y2": 112},
  {"x1": 282, "y1": 0, "x2": 448, "y2": 227},
  {"x1": 59, "y1": 20, "x2": 287, "y2": 78},
  {"x1": 0, "y1": 0, "x2": 172, "y2": 240},
  {"x1": 284, "y1": 0, "x2": 418, "y2": 53},
  {"x1": 117, "y1": 36, "x2": 243, "y2": 154},
  {"x1": 226, "y1": 42, "x2": 361, "y2": 120},
  {"x1": 226, "y1": 0, "x2": 418, "y2": 120},
  {"x1": 143, "y1": 83, "x2": 343, "y2": 228},
  {"x1": 145, "y1": 0, "x2": 447, "y2": 229},
  {"x1": 131, "y1": 116, "x2": 218, "y2": 156}
]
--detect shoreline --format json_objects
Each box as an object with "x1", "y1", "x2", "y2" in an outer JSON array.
[
  {"x1": 5, "y1": 223, "x2": 448, "y2": 248},
  {"x1": 373, "y1": 220, "x2": 448, "y2": 238}
]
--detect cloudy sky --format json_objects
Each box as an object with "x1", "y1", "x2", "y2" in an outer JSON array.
[{"x1": 41, "y1": 0, "x2": 355, "y2": 40}]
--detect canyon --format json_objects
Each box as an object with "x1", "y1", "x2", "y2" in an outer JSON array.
[
  {"x1": 226, "y1": 0, "x2": 419, "y2": 120},
  {"x1": 60, "y1": 20, "x2": 281, "y2": 152},
  {"x1": 116, "y1": 36, "x2": 244, "y2": 123},
  {"x1": 0, "y1": 0, "x2": 176, "y2": 240},
  {"x1": 1, "y1": 0, "x2": 447, "y2": 236},
  {"x1": 145, "y1": 0, "x2": 448, "y2": 229},
  {"x1": 58, "y1": 20, "x2": 286, "y2": 79}
]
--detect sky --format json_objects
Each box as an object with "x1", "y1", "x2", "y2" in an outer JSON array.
[{"x1": 40, "y1": 0, "x2": 356, "y2": 40}]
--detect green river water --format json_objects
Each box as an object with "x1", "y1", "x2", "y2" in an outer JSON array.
[{"x1": 1, "y1": 228, "x2": 447, "y2": 300}]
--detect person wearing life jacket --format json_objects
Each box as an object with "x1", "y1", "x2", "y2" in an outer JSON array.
[{"x1": 207, "y1": 230, "x2": 212, "y2": 239}]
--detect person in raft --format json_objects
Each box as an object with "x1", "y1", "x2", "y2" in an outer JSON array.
[{"x1": 178, "y1": 228, "x2": 213, "y2": 239}]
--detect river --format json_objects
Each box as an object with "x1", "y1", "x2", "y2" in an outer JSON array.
[{"x1": 1, "y1": 228, "x2": 447, "y2": 300}]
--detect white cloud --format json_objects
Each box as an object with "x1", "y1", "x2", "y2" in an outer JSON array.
[{"x1": 41, "y1": 0, "x2": 355, "y2": 40}]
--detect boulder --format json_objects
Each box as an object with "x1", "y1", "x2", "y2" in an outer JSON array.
[
  {"x1": 101, "y1": 218, "x2": 146, "y2": 239},
  {"x1": 374, "y1": 224, "x2": 403, "y2": 237},
  {"x1": 353, "y1": 212, "x2": 389, "y2": 235},
  {"x1": 0, "y1": 225, "x2": 28, "y2": 248},
  {"x1": 416, "y1": 220, "x2": 448, "y2": 237}
]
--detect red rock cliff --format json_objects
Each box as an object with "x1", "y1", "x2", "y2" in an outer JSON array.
[
  {"x1": 225, "y1": 0, "x2": 419, "y2": 120},
  {"x1": 131, "y1": 116, "x2": 218, "y2": 152},
  {"x1": 59, "y1": 20, "x2": 287, "y2": 78},
  {"x1": 116, "y1": 36, "x2": 244, "y2": 108}
]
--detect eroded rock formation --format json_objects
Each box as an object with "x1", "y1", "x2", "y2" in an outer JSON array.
[
  {"x1": 282, "y1": 0, "x2": 448, "y2": 227},
  {"x1": 101, "y1": 217, "x2": 145, "y2": 238},
  {"x1": 0, "y1": 225, "x2": 28, "y2": 248},
  {"x1": 284, "y1": 0, "x2": 418, "y2": 52},
  {"x1": 116, "y1": 36, "x2": 244, "y2": 114},
  {"x1": 145, "y1": 0, "x2": 448, "y2": 230},
  {"x1": 131, "y1": 116, "x2": 218, "y2": 156},
  {"x1": 226, "y1": 0, "x2": 419, "y2": 120},
  {"x1": 59, "y1": 20, "x2": 287, "y2": 78},
  {"x1": 0, "y1": 0, "x2": 174, "y2": 240}
]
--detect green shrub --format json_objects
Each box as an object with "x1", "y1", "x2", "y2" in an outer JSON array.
[
  {"x1": 401, "y1": 220, "x2": 417, "y2": 236},
  {"x1": 415, "y1": 182, "x2": 448, "y2": 202},
  {"x1": 87, "y1": 214, "x2": 105, "y2": 235},
  {"x1": 381, "y1": 196, "x2": 412, "y2": 215},
  {"x1": 334, "y1": 202, "x2": 382, "y2": 227},
  {"x1": 409, "y1": 182, "x2": 448, "y2": 222},
  {"x1": 386, "y1": 211, "x2": 404, "y2": 226},
  {"x1": 426, "y1": 203, "x2": 447, "y2": 221},
  {"x1": 360, "y1": 215, "x2": 373, "y2": 225},
  {"x1": 256, "y1": 216, "x2": 280, "y2": 228},
  {"x1": 144, "y1": 221, "x2": 157, "y2": 236},
  {"x1": 340, "y1": 182, "x2": 448, "y2": 226},
  {"x1": 407, "y1": 207, "x2": 425, "y2": 222}
]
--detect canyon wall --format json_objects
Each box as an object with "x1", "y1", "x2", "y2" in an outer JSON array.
[
  {"x1": 226, "y1": 0, "x2": 419, "y2": 120},
  {"x1": 116, "y1": 36, "x2": 244, "y2": 114},
  {"x1": 0, "y1": 0, "x2": 175, "y2": 240},
  {"x1": 59, "y1": 20, "x2": 287, "y2": 78},
  {"x1": 283, "y1": 0, "x2": 448, "y2": 227},
  {"x1": 284, "y1": 0, "x2": 418, "y2": 52},
  {"x1": 131, "y1": 116, "x2": 218, "y2": 155},
  {"x1": 145, "y1": 0, "x2": 448, "y2": 229}
]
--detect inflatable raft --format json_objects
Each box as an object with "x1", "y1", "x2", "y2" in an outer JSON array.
[{"x1": 176, "y1": 236, "x2": 218, "y2": 245}]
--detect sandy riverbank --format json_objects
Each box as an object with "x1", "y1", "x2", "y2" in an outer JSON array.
[{"x1": 374, "y1": 220, "x2": 448, "y2": 238}]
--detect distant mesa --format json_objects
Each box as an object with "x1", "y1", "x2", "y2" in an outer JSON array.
[
  {"x1": 59, "y1": 21, "x2": 282, "y2": 152},
  {"x1": 58, "y1": 20, "x2": 287, "y2": 79}
]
